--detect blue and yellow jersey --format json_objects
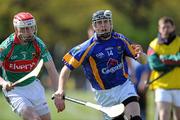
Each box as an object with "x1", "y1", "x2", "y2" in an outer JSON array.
[{"x1": 63, "y1": 32, "x2": 136, "y2": 90}]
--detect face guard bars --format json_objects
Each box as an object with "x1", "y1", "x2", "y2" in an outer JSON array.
[
  {"x1": 92, "y1": 10, "x2": 113, "y2": 35},
  {"x1": 13, "y1": 12, "x2": 37, "y2": 42}
]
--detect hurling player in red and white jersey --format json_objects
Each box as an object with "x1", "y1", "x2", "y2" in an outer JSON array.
[{"x1": 0, "y1": 12, "x2": 59, "y2": 120}]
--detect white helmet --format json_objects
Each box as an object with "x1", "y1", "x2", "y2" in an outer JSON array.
[
  {"x1": 92, "y1": 10, "x2": 113, "y2": 37},
  {"x1": 13, "y1": 12, "x2": 37, "y2": 42}
]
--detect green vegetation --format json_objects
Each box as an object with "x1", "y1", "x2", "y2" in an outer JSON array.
[{"x1": 0, "y1": 0, "x2": 179, "y2": 49}]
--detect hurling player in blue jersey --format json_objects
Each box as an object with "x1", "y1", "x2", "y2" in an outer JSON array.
[{"x1": 53, "y1": 10, "x2": 147, "y2": 120}]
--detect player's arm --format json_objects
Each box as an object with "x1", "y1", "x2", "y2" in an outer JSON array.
[
  {"x1": 53, "y1": 65, "x2": 71, "y2": 112},
  {"x1": 37, "y1": 38, "x2": 59, "y2": 91},
  {"x1": 122, "y1": 39, "x2": 147, "y2": 64},
  {"x1": 131, "y1": 44, "x2": 147, "y2": 64},
  {"x1": 160, "y1": 52, "x2": 180, "y2": 66},
  {"x1": 44, "y1": 59, "x2": 59, "y2": 91},
  {"x1": 52, "y1": 42, "x2": 89, "y2": 112},
  {"x1": 147, "y1": 47, "x2": 172, "y2": 71},
  {"x1": 0, "y1": 61, "x2": 13, "y2": 91},
  {"x1": 0, "y1": 61, "x2": 6, "y2": 86},
  {"x1": 55, "y1": 65, "x2": 71, "y2": 97},
  {"x1": 56, "y1": 65, "x2": 71, "y2": 97},
  {"x1": 0, "y1": 44, "x2": 14, "y2": 91}
]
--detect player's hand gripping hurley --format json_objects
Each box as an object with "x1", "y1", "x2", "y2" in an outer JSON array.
[
  {"x1": 11, "y1": 59, "x2": 43, "y2": 87},
  {"x1": 52, "y1": 95, "x2": 125, "y2": 118}
]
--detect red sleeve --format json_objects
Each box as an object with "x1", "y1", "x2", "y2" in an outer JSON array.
[{"x1": 147, "y1": 47, "x2": 155, "y2": 56}]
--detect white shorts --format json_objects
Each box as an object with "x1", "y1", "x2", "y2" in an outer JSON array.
[
  {"x1": 93, "y1": 80, "x2": 138, "y2": 120},
  {"x1": 155, "y1": 88, "x2": 180, "y2": 107},
  {"x1": 2, "y1": 80, "x2": 50, "y2": 116}
]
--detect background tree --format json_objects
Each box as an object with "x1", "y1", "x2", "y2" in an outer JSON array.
[{"x1": 0, "y1": 0, "x2": 179, "y2": 88}]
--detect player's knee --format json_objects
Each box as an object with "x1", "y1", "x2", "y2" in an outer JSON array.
[
  {"x1": 22, "y1": 112, "x2": 41, "y2": 120},
  {"x1": 21, "y1": 107, "x2": 41, "y2": 120},
  {"x1": 130, "y1": 115, "x2": 142, "y2": 120}
]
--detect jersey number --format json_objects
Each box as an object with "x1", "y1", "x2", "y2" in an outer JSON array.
[{"x1": 107, "y1": 50, "x2": 113, "y2": 56}]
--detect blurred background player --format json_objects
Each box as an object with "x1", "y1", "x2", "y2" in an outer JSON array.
[{"x1": 147, "y1": 16, "x2": 180, "y2": 120}]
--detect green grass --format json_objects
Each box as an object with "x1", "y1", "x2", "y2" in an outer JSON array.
[
  {"x1": 0, "y1": 93, "x2": 21, "y2": 120},
  {"x1": 0, "y1": 90, "x2": 103, "y2": 120},
  {"x1": 0, "y1": 89, "x2": 157, "y2": 120},
  {"x1": 49, "y1": 90, "x2": 103, "y2": 120},
  {"x1": 146, "y1": 90, "x2": 155, "y2": 120}
]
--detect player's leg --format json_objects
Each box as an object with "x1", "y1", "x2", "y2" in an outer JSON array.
[
  {"x1": 40, "y1": 113, "x2": 51, "y2": 120},
  {"x1": 94, "y1": 80, "x2": 141, "y2": 120},
  {"x1": 173, "y1": 106, "x2": 180, "y2": 120},
  {"x1": 3, "y1": 91, "x2": 42, "y2": 120},
  {"x1": 33, "y1": 80, "x2": 51, "y2": 120},
  {"x1": 21, "y1": 106, "x2": 41, "y2": 120},
  {"x1": 2, "y1": 83, "x2": 41, "y2": 120},
  {"x1": 20, "y1": 102, "x2": 51, "y2": 120},
  {"x1": 112, "y1": 80, "x2": 142, "y2": 120},
  {"x1": 119, "y1": 80, "x2": 141, "y2": 120},
  {"x1": 112, "y1": 96, "x2": 141, "y2": 120},
  {"x1": 156, "y1": 102, "x2": 171, "y2": 120},
  {"x1": 123, "y1": 98, "x2": 141, "y2": 120},
  {"x1": 155, "y1": 89, "x2": 172, "y2": 120},
  {"x1": 20, "y1": 80, "x2": 51, "y2": 120},
  {"x1": 172, "y1": 90, "x2": 180, "y2": 120},
  {"x1": 94, "y1": 89, "x2": 116, "y2": 120},
  {"x1": 3, "y1": 80, "x2": 51, "y2": 120}
]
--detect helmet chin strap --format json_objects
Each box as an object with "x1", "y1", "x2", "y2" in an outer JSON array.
[
  {"x1": 97, "y1": 32, "x2": 111, "y2": 40},
  {"x1": 93, "y1": 22, "x2": 113, "y2": 40},
  {"x1": 96, "y1": 27, "x2": 112, "y2": 40},
  {"x1": 18, "y1": 34, "x2": 35, "y2": 44}
]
